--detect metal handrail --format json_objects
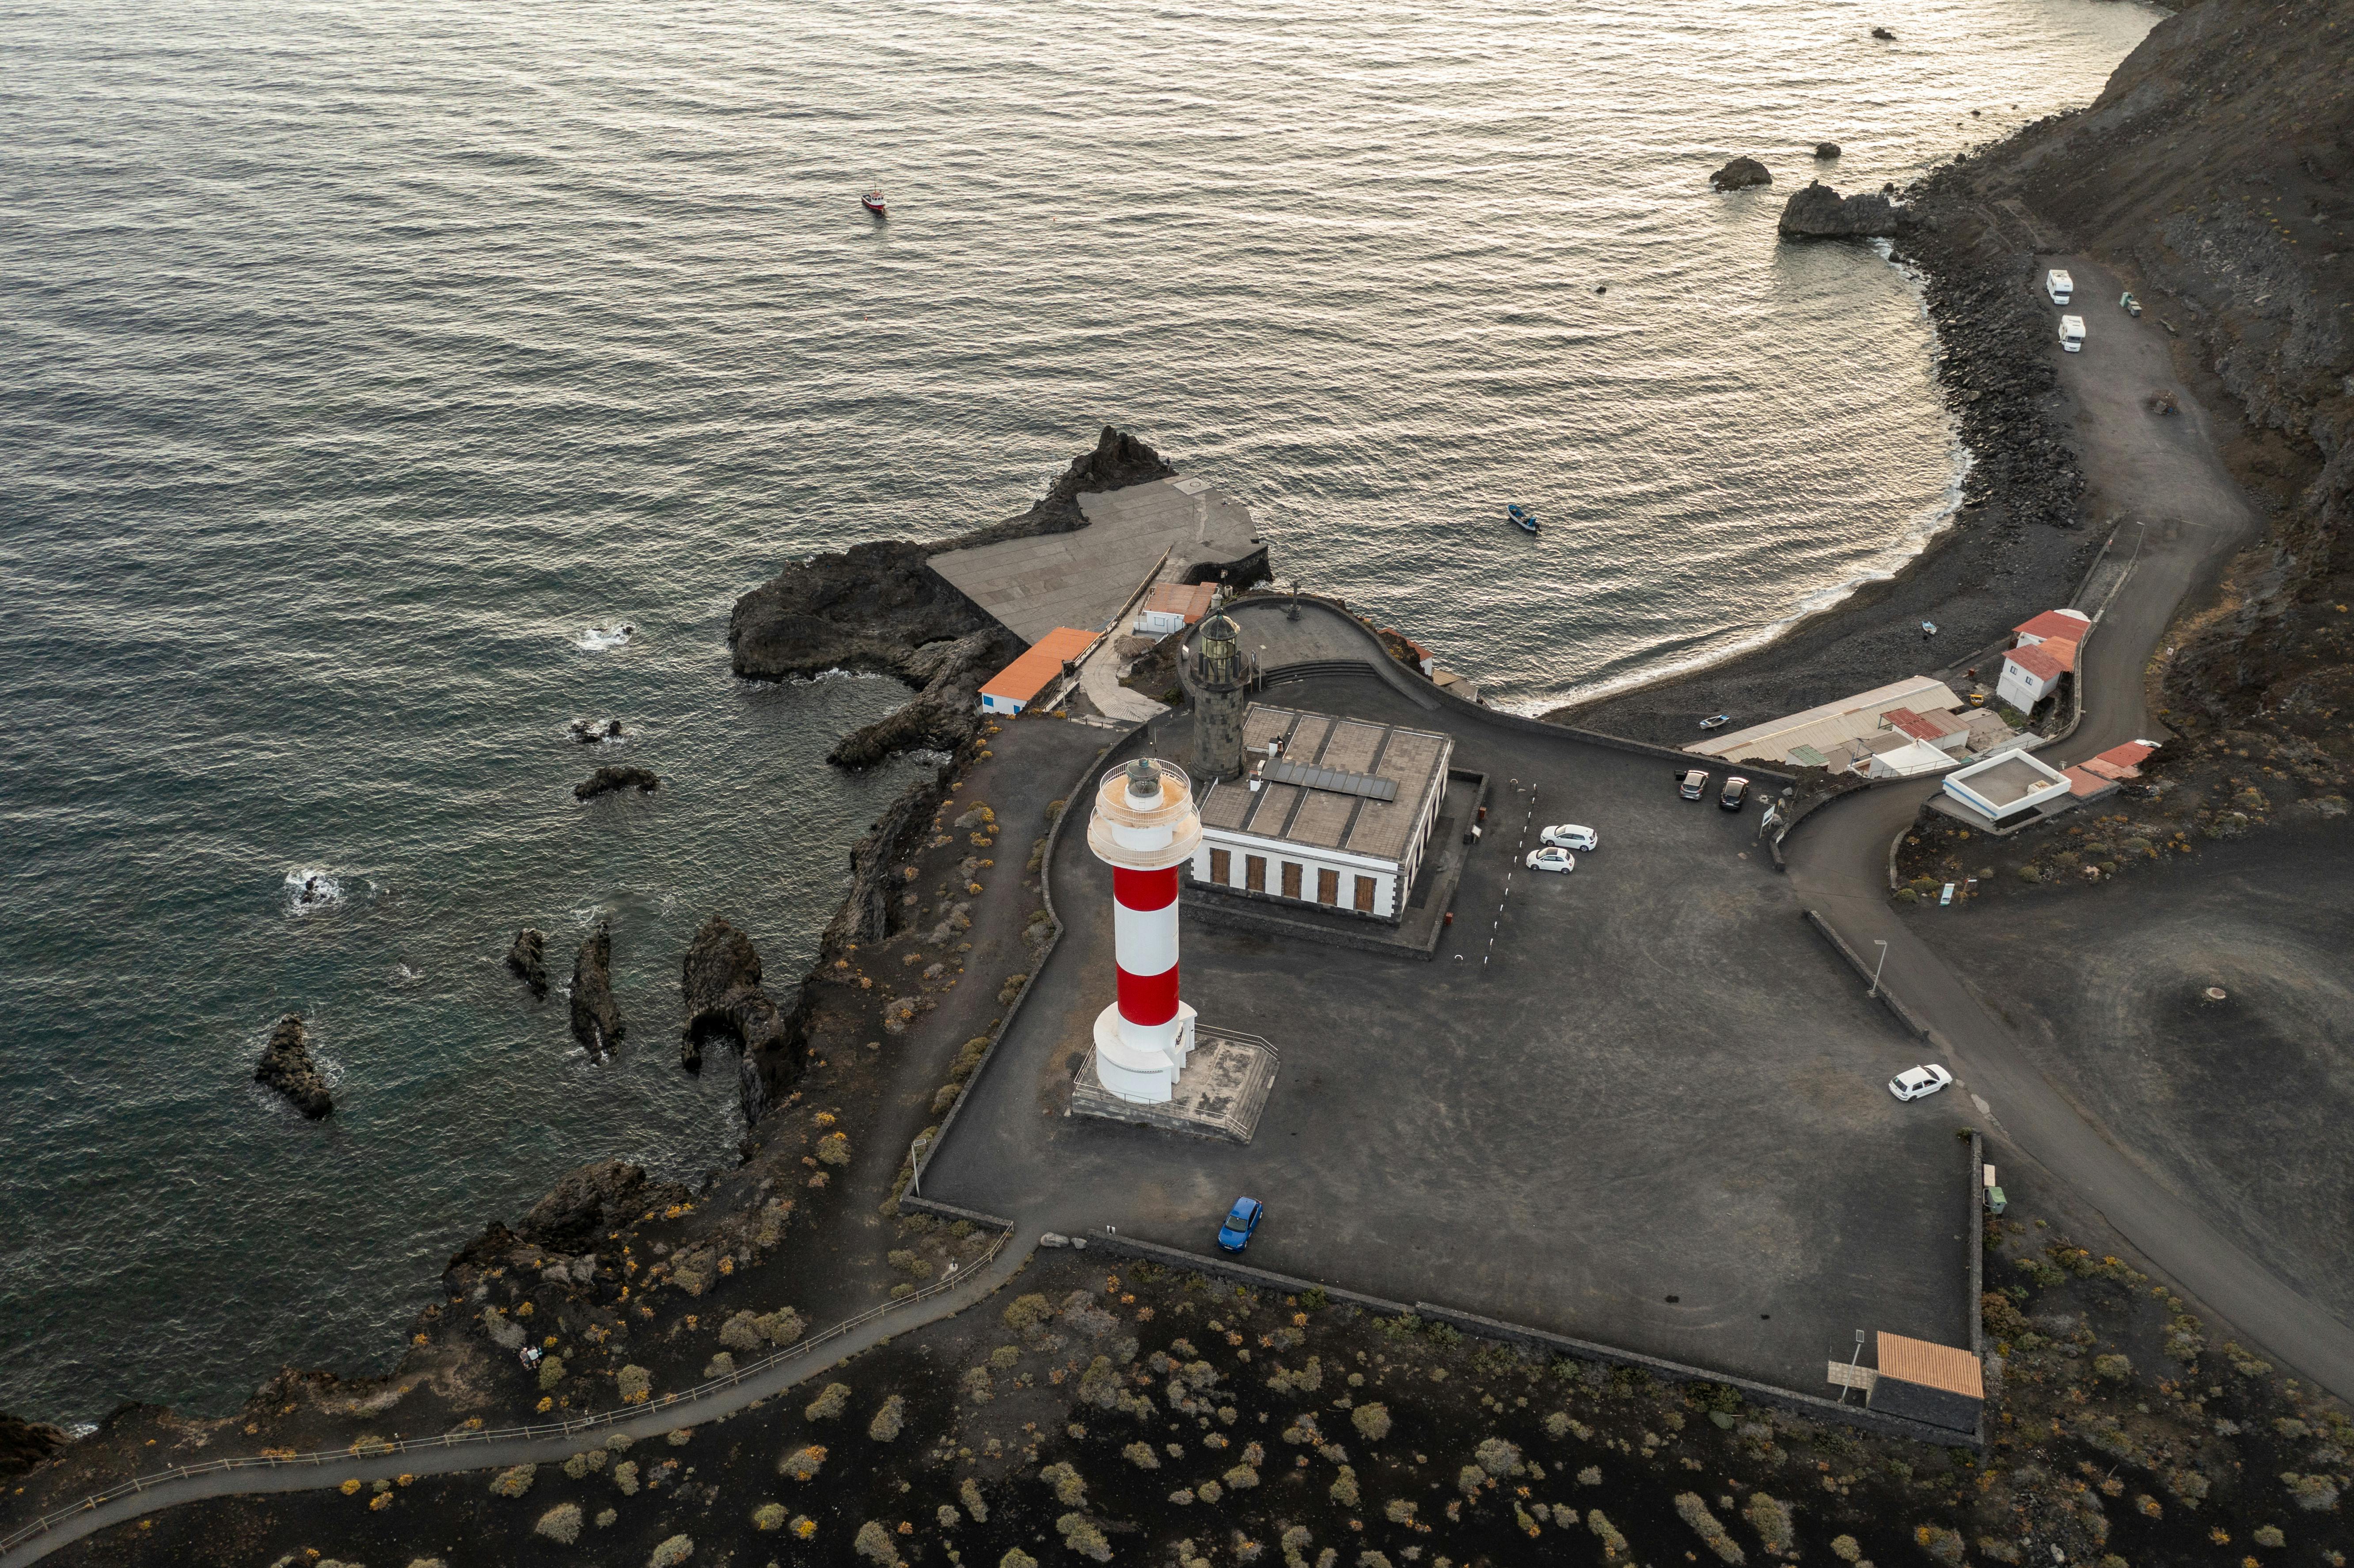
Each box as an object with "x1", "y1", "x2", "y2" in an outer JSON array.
[{"x1": 0, "y1": 1229, "x2": 1009, "y2": 1551}]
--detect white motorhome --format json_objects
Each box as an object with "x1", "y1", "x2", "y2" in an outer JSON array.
[
  {"x1": 2058, "y1": 315, "x2": 2085, "y2": 353},
  {"x1": 2045, "y1": 268, "x2": 2073, "y2": 305}
]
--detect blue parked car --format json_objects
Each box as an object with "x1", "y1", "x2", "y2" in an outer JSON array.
[{"x1": 1216, "y1": 1196, "x2": 1264, "y2": 1253}]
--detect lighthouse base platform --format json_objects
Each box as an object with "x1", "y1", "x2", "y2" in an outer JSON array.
[{"x1": 1071, "y1": 1027, "x2": 1279, "y2": 1145}]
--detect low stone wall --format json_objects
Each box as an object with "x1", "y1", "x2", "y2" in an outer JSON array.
[{"x1": 1803, "y1": 908, "x2": 1938, "y2": 1043}]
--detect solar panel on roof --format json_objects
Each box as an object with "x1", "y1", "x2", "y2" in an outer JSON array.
[{"x1": 1259, "y1": 758, "x2": 1398, "y2": 801}]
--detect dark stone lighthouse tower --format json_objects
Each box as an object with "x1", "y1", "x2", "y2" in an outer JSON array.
[{"x1": 1192, "y1": 612, "x2": 1247, "y2": 780}]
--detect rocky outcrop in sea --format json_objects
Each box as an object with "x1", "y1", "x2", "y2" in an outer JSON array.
[
  {"x1": 1777, "y1": 180, "x2": 1901, "y2": 239},
  {"x1": 1710, "y1": 156, "x2": 1772, "y2": 191},
  {"x1": 516, "y1": 1159, "x2": 689, "y2": 1254},
  {"x1": 575, "y1": 765, "x2": 659, "y2": 800},
  {"x1": 254, "y1": 1014, "x2": 332, "y2": 1119},
  {"x1": 505, "y1": 928, "x2": 548, "y2": 999},
  {"x1": 679, "y1": 915, "x2": 804, "y2": 1122},
  {"x1": 569, "y1": 920, "x2": 624, "y2": 1056}
]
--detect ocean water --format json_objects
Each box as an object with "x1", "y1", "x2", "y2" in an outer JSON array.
[{"x1": 0, "y1": 0, "x2": 2158, "y2": 1423}]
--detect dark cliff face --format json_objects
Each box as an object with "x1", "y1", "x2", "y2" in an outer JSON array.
[
  {"x1": 1959, "y1": 0, "x2": 2353, "y2": 736},
  {"x1": 679, "y1": 915, "x2": 805, "y2": 1121}
]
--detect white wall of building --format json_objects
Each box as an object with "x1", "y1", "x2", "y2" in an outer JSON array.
[
  {"x1": 1996, "y1": 657, "x2": 2059, "y2": 714},
  {"x1": 1192, "y1": 831, "x2": 1403, "y2": 919}
]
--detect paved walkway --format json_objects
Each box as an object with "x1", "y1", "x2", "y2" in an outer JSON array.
[{"x1": 0, "y1": 1237, "x2": 1038, "y2": 1566}]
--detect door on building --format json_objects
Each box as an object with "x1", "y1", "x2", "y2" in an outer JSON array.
[
  {"x1": 1354, "y1": 875, "x2": 1377, "y2": 912},
  {"x1": 1209, "y1": 848, "x2": 1231, "y2": 885},
  {"x1": 1316, "y1": 868, "x2": 1339, "y2": 906},
  {"x1": 1245, "y1": 855, "x2": 1266, "y2": 893},
  {"x1": 1281, "y1": 862, "x2": 1302, "y2": 900}
]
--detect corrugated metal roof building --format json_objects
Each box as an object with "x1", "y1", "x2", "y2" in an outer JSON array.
[{"x1": 979, "y1": 627, "x2": 1099, "y2": 715}]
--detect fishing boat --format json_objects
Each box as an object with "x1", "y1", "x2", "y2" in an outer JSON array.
[
  {"x1": 862, "y1": 190, "x2": 887, "y2": 216},
  {"x1": 1506, "y1": 504, "x2": 1539, "y2": 535}
]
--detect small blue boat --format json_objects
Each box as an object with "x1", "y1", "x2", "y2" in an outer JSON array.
[{"x1": 1507, "y1": 504, "x2": 1539, "y2": 535}]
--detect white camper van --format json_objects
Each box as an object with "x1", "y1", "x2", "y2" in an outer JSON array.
[
  {"x1": 2045, "y1": 268, "x2": 2073, "y2": 305},
  {"x1": 2058, "y1": 315, "x2": 2086, "y2": 353}
]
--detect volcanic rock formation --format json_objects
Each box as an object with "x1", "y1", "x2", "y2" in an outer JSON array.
[
  {"x1": 570, "y1": 920, "x2": 624, "y2": 1056},
  {"x1": 574, "y1": 765, "x2": 659, "y2": 800},
  {"x1": 1901, "y1": 0, "x2": 2353, "y2": 741},
  {"x1": 505, "y1": 928, "x2": 548, "y2": 999},
  {"x1": 679, "y1": 916, "x2": 804, "y2": 1125},
  {"x1": 0, "y1": 1412, "x2": 68, "y2": 1481},
  {"x1": 727, "y1": 426, "x2": 1175, "y2": 768},
  {"x1": 1709, "y1": 156, "x2": 1772, "y2": 191},
  {"x1": 1777, "y1": 180, "x2": 1902, "y2": 238},
  {"x1": 516, "y1": 1159, "x2": 690, "y2": 1253},
  {"x1": 254, "y1": 1014, "x2": 332, "y2": 1119}
]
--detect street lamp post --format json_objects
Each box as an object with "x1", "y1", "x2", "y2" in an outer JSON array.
[{"x1": 1867, "y1": 940, "x2": 1889, "y2": 999}]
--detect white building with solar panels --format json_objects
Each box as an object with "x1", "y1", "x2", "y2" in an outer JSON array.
[{"x1": 1190, "y1": 704, "x2": 1454, "y2": 921}]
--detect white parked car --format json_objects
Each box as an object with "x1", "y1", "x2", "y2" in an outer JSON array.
[
  {"x1": 1524, "y1": 846, "x2": 1576, "y2": 874},
  {"x1": 1541, "y1": 824, "x2": 1598, "y2": 850},
  {"x1": 1888, "y1": 1063, "x2": 1954, "y2": 1102}
]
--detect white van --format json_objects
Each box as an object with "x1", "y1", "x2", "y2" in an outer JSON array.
[
  {"x1": 2045, "y1": 268, "x2": 2073, "y2": 305},
  {"x1": 2058, "y1": 315, "x2": 2086, "y2": 353}
]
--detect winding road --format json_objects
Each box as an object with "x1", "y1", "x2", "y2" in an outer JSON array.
[{"x1": 1788, "y1": 254, "x2": 2354, "y2": 1397}]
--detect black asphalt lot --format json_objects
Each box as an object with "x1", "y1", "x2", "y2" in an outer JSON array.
[
  {"x1": 923, "y1": 649, "x2": 1974, "y2": 1395},
  {"x1": 1909, "y1": 817, "x2": 2354, "y2": 1326}
]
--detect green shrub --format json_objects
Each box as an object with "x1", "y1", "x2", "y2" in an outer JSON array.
[
  {"x1": 1057, "y1": 1513, "x2": 1113, "y2": 1563},
  {"x1": 1744, "y1": 1493, "x2": 1796, "y2": 1557},
  {"x1": 2093, "y1": 1353, "x2": 2133, "y2": 1381},
  {"x1": 1124, "y1": 1441, "x2": 1161, "y2": 1469},
  {"x1": 1352, "y1": 1403, "x2": 1391, "y2": 1441},
  {"x1": 815, "y1": 1131, "x2": 852, "y2": 1166},
  {"x1": 779, "y1": 1444, "x2": 827, "y2": 1481},
  {"x1": 805, "y1": 1383, "x2": 850, "y2": 1421},
  {"x1": 536, "y1": 1503, "x2": 583, "y2": 1543},
  {"x1": 538, "y1": 1353, "x2": 567, "y2": 1390},
  {"x1": 1475, "y1": 1437, "x2": 1522, "y2": 1477},
  {"x1": 613, "y1": 1460, "x2": 639, "y2": 1495},
  {"x1": 961, "y1": 1477, "x2": 989, "y2": 1521},
  {"x1": 648, "y1": 1535, "x2": 694, "y2": 1568},
  {"x1": 1588, "y1": 1510, "x2": 1632, "y2": 1563},
  {"x1": 752, "y1": 1503, "x2": 786, "y2": 1531},
  {"x1": 1040, "y1": 1462, "x2": 1088, "y2": 1507},
  {"x1": 852, "y1": 1521, "x2": 900, "y2": 1566},
  {"x1": 999, "y1": 1552, "x2": 1037, "y2": 1568},
  {"x1": 617, "y1": 1364, "x2": 651, "y2": 1403},
  {"x1": 867, "y1": 1395, "x2": 906, "y2": 1442},
  {"x1": 1004, "y1": 1293, "x2": 1053, "y2": 1330},
  {"x1": 1675, "y1": 1494, "x2": 1745, "y2": 1564},
  {"x1": 489, "y1": 1465, "x2": 535, "y2": 1498},
  {"x1": 1329, "y1": 1465, "x2": 1359, "y2": 1506}
]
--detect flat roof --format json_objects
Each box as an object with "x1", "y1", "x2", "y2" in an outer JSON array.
[
  {"x1": 1877, "y1": 1331, "x2": 1984, "y2": 1399},
  {"x1": 1953, "y1": 754, "x2": 2064, "y2": 808},
  {"x1": 979, "y1": 626, "x2": 1098, "y2": 705},
  {"x1": 1690, "y1": 676, "x2": 1963, "y2": 764},
  {"x1": 1199, "y1": 704, "x2": 1453, "y2": 866},
  {"x1": 930, "y1": 478, "x2": 1261, "y2": 645}
]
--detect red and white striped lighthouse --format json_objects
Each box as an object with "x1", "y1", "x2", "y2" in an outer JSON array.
[{"x1": 1086, "y1": 757, "x2": 1203, "y2": 1104}]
